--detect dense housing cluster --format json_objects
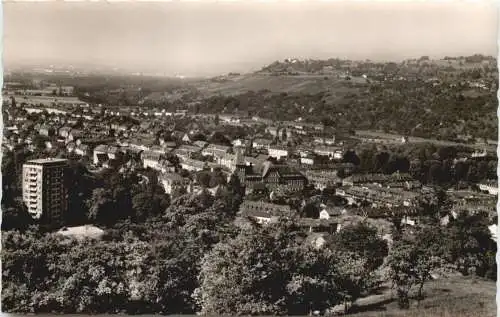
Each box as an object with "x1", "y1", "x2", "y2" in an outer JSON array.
[{"x1": 1, "y1": 55, "x2": 497, "y2": 315}]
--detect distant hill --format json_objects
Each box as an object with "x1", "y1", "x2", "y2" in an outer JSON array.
[
  {"x1": 187, "y1": 54, "x2": 496, "y2": 97},
  {"x1": 257, "y1": 55, "x2": 497, "y2": 77}
]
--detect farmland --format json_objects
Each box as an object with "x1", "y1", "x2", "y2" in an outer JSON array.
[
  {"x1": 6, "y1": 94, "x2": 88, "y2": 107},
  {"x1": 190, "y1": 73, "x2": 367, "y2": 97}
]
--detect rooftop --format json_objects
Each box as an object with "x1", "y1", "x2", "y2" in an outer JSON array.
[{"x1": 26, "y1": 158, "x2": 68, "y2": 165}]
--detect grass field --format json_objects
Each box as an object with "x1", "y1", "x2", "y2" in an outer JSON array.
[
  {"x1": 191, "y1": 74, "x2": 367, "y2": 97},
  {"x1": 347, "y1": 276, "x2": 496, "y2": 317},
  {"x1": 12, "y1": 94, "x2": 87, "y2": 106}
]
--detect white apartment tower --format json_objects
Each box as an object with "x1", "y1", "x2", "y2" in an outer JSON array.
[{"x1": 22, "y1": 158, "x2": 68, "y2": 224}]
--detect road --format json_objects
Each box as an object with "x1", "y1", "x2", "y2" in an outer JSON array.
[{"x1": 355, "y1": 130, "x2": 497, "y2": 153}]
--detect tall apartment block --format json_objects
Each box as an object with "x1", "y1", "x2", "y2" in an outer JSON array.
[{"x1": 22, "y1": 158, "x2": 68, "y2": 224}]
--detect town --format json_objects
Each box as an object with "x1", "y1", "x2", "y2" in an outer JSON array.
[{"x1": 1, "y1": 53, "x2": 497, "y2": 316}]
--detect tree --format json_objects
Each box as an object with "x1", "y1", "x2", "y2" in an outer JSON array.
[
  {"x1": 359, "y1": 148, "x2": 376, "y2": 172},
  {"x1": 86, "y1": 188, "x2": 129, "y2": 226},
  {"x1": 2, "y1": 150, "x2": 18, "y2": 205},
  {"x1": 32, "y1": 134, "x2": 49, "y2": 151},
  {"x1": 216, "y1": 174, "x2": 243, "y2": 215},
  {"x1": 387, "y1": 227, "x2": 443, "y2": 309},
  {"x1": 208, "y1": 132, "x2": 231, "y2": 146},
  {"x1": 342, "y1": 150, "x2": 360, "y2": 166},
  {"x1": 10, "y1": 96, "x2": 17, "y2": 107},
  {"x1": 195, "y1": 172, "x2": 211, "y2": 187},
  {"x1": 301, "y1": 202, "x2": 320, "y2": 218},
  {"x1": 194, "y1": 222, "x2": 292, "y2": 315},
  {"x1": 328, "y1": 222, "x2": 388, "y2": 271},
  {"x1": 64, "y1": 161, "x2": 97, "y2": 226},
  {"x1": 194, "y1": 220, "x2": 375, "y2": 315},
  {"x1": 1, "y1": 201, "x2": 33, "y2": 231},
  {"x1": 334, "y1": 251, "x2": 375, "y2": 313},
  {"x1": 280, "y1": 128, "x2": 287, "y2": 142},
  {"x1": 132, "y1": 192, "x2": 155, "y2": 221},
  {"x1": 209, "y1": 170, "x2": 226, "y2": 188},
  {"x1": 373, "y1": 151, "x2": 390, "y2": 173},
  {"x1": 444, "y1": 211, "x2": 496, "y2": 277}
]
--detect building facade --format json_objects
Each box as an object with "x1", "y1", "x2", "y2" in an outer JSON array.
[{"x1": 22, "y1": 158, "x2": 68, "y2": 224}]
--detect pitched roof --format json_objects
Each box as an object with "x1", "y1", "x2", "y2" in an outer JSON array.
[{"x1": 261, "y1": 161, "x2": 304, "y2": 179}]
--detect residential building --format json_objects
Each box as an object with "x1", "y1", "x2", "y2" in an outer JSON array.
[
  {"x1": 313, "y1": 146, "x2": 343, "y2": 160},
  {"x1": 239, "y1": 200, "x2": 292, "y2": 224},
  {"x1": 60, "y1": 86, "x2": 75, "y2": 96},
  {"x1": 128, "y1": 137, "x2": 155, "y2": 152},
  {"x1": 142, "y1": 151, "x2": 165, "y2": 170},
  {"x1": 297, "y1": 218, "x2": 339, "y2": 234},
  {"x1": 93, "y1": 145, "x2": 122, "y2": 165},
  {"x1": 305, "y1": 170, "x2": 342, "y2": 190},
  {"x1": 173, "y1": 145, "x2": 202, "y2": 161},
  {"x1": 193, "y1": 140, "x2": 208, "y2": 149},
  {"x1": 266, "y1": 126, "x2": 281, "y2": 137},
  {"x1": 67, "y1": 129, "x2": 84, "y2": 142},
  {"x1": 252, "y1": 138, "x2": 272, "y2": 149},
  {"x1": 202, "y1": 144, "x2": 232, "y2": 158},
  {"x1": 268, "y1": 145, "x2": 289, "y2": 159},
  {"x1": 235, "y1": 161, "x2": 307, "y2": 194},
  {"x1": 342, "y1": 173, "x2": 417, "y2": 188},
  {"x1": 39, "y1": 125, "x2": 55, "y2": 137},
  {"x1": 232, "y1": 138, "x2": 247, "y2": 147},
  {"x1": 181, "y1": 133, "x2": 191, "y2": 143},
  {"x1": 313, "y1": 136, "x2": 336, "y2": 146},
  {"x1": 300, "y1": 155, "x2": 315, "y2": 165},
  {"x1": 74, "y1": 144, "x2": 90, "y2": 157},
  {"x1": 180, "y1": 158, "x2": 208, "y2": 172},
  {"x1": 336, "y1": 185, "x2": 419, "y2": 208},
  {"x1": 58, "y1": 126, "x2": 72, "y2": 138},
  {"x1": 478, "y1": 180, "x2": 498, "y2": 195},
  {"x1": 22, "y1": 158, "x2": 68, "y2": 224}
]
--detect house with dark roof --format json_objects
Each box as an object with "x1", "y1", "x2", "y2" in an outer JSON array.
[
  {"x1": 297, "y1": 218, "x2": 339, "y2": 234},
  {"x1": 305, "y1": 170, "x2": 342, "y2": 190},
  {"x1": 239, "y1": 200, "x2": 293, "y2": 224},
  {"x1": 93, "y1": 144, "x2": 122, "y2": 165},
  {"x1": 235, "y1": 161, "x2": 306, "y2": 194},
  {"x1": 252, "y1": 138, "x2": 273, "y2": 149}
]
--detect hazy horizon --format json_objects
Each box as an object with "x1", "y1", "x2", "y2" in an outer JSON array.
[{"x1": 4, "y1": 2, "x2": 498, "y2": 76}]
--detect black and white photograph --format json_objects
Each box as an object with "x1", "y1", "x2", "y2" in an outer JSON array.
[{"x1": 1, "y1": 1, "x2": 498, "y2": 316}]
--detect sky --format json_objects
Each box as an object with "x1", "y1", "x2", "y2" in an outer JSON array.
[{"x1": 3, "y1": 1, "x2": 498, "y2": 76}]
